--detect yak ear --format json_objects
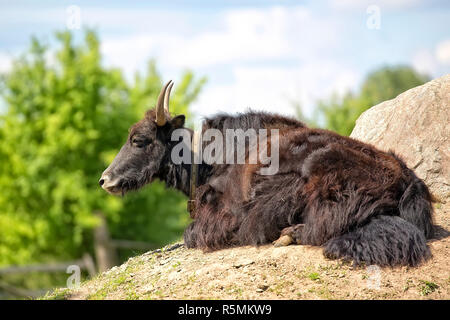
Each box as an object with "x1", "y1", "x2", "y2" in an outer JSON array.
[{"x1": 171, "y1": 115, "x2": 185, "y2": 128}]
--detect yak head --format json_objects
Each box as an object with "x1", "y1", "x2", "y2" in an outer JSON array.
[{"x1": 99, "y1": 80, "x2": 186, "y2": 195}]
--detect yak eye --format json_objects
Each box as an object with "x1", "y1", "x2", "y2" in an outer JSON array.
[{"x1": 132, "y1": 137, "x2": 150, "y2": 148}]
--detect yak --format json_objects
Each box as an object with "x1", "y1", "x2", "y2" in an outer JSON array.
[{"x1": 100, "y1": 80, "x2": 434, "y2": 267}]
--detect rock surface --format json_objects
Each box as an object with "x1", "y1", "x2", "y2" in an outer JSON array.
[{"x1": 350, "y1": 74, "x2": 450, "y2": 202}]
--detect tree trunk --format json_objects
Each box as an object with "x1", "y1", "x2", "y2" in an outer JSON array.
[{"x1": 93, "y1": 212, "x2": 119, "y2": 273}]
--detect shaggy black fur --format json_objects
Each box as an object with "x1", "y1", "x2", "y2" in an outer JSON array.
[{"x1": 323, "y1": 215, "x2": 431, "y2": 266}]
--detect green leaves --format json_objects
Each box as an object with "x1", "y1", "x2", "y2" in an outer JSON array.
[{"x1": 0, "y1": 30, "x2": 205, "y2": 266}]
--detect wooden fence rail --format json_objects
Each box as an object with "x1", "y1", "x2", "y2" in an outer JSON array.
[{"x1": 0, "y1": 253, "x2": 97, "y2": 277}]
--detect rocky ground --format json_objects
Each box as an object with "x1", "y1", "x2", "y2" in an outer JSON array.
[{"x1": 44, "y1": 203, "x2": 449, "y2": 300}]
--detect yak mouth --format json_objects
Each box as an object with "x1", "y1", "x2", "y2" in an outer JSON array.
[
  {"x1": 101, "y1": 174, "x2": 155, "y2": 196},
  {"x1": 103, "y1": 184, "x2": 124, "y2": 196}
]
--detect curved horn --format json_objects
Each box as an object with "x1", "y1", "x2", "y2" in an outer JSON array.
[
  {"x1": 155, "y1": 80, "x2": 172, "y2": 126},
  {"x1": 164, "y1": 81, "x2": 174, "y2": 114}
]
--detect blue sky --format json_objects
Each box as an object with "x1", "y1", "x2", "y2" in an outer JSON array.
[{"x1": 1, "y1": 0, "x2": 449, "y2": 120}]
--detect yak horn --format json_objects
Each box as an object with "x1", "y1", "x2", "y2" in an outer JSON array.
[
  {"x1": 164, "y1": 81, "x2": 174, "y2": 114},
  {"x1": 155, "y1": 80, "x2": 172, "y2": 126}
]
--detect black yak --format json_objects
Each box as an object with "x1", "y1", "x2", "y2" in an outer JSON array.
[{"x1": 100, "y1": 81, "x2": 434, "y2": 267}]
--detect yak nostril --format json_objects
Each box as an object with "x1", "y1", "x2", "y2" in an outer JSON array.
[{"x1": 99, "y1": 179, "x2": 105, "y2": 187}]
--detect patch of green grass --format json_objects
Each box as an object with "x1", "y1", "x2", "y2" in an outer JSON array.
[
  {"x1": 86, "y1": 286, "x2": 109, "y2": 300},
  {"x1": 316, "y1": 285, "x2": 333, "y2": 299},
  {"x1": 126, "y1": 290, "x2": 140, "y2": 300},
  {"x1": 153, "y1": 290, "x2": 164, "y2": 298},
  {"x1": 269, "y1": 280, "x2": 294, "y2": 295},
  {"x1": 307, "y1": 272, "x2": 320, "y2": 281},
  {"x1": 87, "y1": 273, "x2": 131, "y2": 300},
  {"x1": 226, "y1": 286, "x2": 243, "y2": 297},
  {"x1": 403, "y1": 279, "x2": 414, "y2": 292},
  {"x1": 39, "y1": 288, "x2": 71, "y2": 300},
  {"x1": 419, "y1": 280, "x2": 438, "y2": 296}
]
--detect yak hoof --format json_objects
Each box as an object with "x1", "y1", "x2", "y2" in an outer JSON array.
[{"x1": 273, "y1": 235, "x2": 294, "y2": 247}]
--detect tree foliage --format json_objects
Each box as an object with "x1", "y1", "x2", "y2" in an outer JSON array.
[
  {"x1": 0, "y1": 30, "x2": 206, "y2": 265},
  {"x1": 309, "y1": 66, "x2": 429, "y2": 136}
]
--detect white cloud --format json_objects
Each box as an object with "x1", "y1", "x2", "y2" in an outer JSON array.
[
  {"x1": 411, "y1": 39, "x2": 450, "y2": 76},
  {"x1": 0, "y1": 52, "x2": 12, "y2": 73},
  {"x1": 101, "y1": 5, "x2": 340, "y2": 71},
  {"x1": 436, "y1": 40, "x2": 450, "y2": 65},
  {"x1": 164, "y1": 6, "x2": 312, "y2": 68},
  {"x1": 411, "y1": 49, "x2": 438, "y2": 75},
  {"x1": 101, "y1": 34, "x2": 160, "y2": 77},
  {"x1": 191, "y1": 61, "x2": 360, "y2": 122}
]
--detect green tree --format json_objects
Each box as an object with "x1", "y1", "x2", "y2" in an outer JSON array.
[
  {"x1": 309, "y1": 65, "x2": 429, "y2": 136},
  {"x1": 0, "y1": 30, "x2": 206, "y2": 266}
]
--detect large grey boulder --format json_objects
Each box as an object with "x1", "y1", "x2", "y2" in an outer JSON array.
[{"x1": 350, "y1": 74, "x2": 450, "y2": 202}]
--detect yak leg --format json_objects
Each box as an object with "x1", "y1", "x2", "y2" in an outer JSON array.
[{"x1": 273, "y1": 224, "x2": 305, "y2": 247}]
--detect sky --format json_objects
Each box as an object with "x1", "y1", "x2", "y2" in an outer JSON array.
[{"x1": 1, "y1": 0, "x2": 449, "y2": 120}]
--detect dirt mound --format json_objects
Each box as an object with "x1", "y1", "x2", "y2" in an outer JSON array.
[{"x1": 43, "y1": 203, "x2": 449, "y2": 300}]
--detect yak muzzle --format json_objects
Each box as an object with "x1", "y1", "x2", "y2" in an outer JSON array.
[{"x1": 99, "y1": 173, "x2": 121, "y2": 195}]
